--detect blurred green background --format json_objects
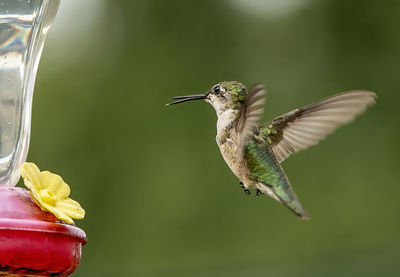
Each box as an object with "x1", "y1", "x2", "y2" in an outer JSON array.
[{"x1": 27, "y1": 0, "x2": 400, "y2": 276}]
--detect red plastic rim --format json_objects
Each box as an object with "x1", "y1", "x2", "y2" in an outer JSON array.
[
  {"x1": 0, "y1": 186, "x2": 87, "y2": 276},
  {"x1": 0, "y1": 218, "x2": 86, "y2": 244}
]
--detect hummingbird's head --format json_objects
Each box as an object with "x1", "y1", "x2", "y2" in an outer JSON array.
[{"x1": 166, "y1": 81, "x2": 247, "y2": 115}]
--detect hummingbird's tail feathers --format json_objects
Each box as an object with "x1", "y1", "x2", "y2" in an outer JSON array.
[
  {"x1": 256, "y1": 182, "x2": 309, "y2": 220},
  {"x1": 246, "y1": 139, "x2": 309, "y2": 219},
  {"x1": 256, "y1": 183, "x2": 281, "y2": 202},
  {"x1": 273, "y1": 184, "x2": 309, "y2": 220}
]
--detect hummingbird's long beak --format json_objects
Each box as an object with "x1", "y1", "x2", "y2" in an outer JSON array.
[{"x1": 165, "y1": 93, "x2": 207, "y2": 106}]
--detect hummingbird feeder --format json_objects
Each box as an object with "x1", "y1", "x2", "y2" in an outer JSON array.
[{"x1": 0, "y1": 1, "x2": 86, "y2": 276}]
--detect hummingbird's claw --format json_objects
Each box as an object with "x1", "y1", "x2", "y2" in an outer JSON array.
[{"x1": 239, "y1": 181, "x2": 251, "y2": 195}]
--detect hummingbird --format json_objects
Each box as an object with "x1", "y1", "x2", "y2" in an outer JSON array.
[{"x1": 166, "y1": 82, "x2": 376, "y2": 219}]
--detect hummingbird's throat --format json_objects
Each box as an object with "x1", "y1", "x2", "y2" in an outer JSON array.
[{"x1": 216, "y1": 108, "x2": 241, "y2": 141}]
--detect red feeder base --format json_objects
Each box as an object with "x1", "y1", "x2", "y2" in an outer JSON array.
[{"x1": 0, "y1": 187, "x2": 87, "y2": 276}]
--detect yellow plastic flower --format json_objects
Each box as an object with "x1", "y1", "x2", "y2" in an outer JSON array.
[{"x1": 20, "y1": 162, "x2": 85, "y2": 224}]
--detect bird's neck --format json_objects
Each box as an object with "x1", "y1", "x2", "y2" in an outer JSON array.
[{"x1": 216, "y1": 108, "x2": 242, "y2": 145}]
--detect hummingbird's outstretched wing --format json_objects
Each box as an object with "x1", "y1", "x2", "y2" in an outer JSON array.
[
  {"x1": 237, "y1": 84, "x2": 266, "y2": 160},
  {"x1": 259, "y1": 90, "x2": 376, "y2": 163}
]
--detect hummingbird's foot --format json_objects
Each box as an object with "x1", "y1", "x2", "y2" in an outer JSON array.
[
  {"x1": 239, "y1": 181, "x2": 251, "y2": 195},
  {"x1": 256, "y1": 189, "x2": 263, "y2": 196}
]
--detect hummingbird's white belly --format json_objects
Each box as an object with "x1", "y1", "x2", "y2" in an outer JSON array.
[
  {"x1": 217, "y1": 136, "x2": 257, "y2": 191},
  {"x1": 218, "y1": 138, "x2": 280, "y2": 200},
  {"x1": 215, "y1": 109, "x2": 257, "y2": 190},
  {"x1": 218, "y1": 140, "x2": 257, "y2": 189}
]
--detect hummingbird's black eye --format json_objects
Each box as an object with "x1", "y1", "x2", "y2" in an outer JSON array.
[{"x1": 213, "y1": 85, "x2": 221, "y2": 94}]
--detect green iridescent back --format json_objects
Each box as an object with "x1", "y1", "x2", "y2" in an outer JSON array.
[{"x1": 245, "y1": 138, "x2": 308, "y2": 218}]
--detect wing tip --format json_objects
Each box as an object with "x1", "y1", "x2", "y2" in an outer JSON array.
[
  {"x1": 250, "y1": 83, "x2": 265, "y2": 92},
  {"x1": 341, "y1": 89, "x2": 377, "y2": 104},
  {"x1": 343, "y1": 89, "x2": 377, "y2": 113}
]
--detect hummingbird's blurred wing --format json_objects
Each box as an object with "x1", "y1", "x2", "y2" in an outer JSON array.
[
  {"x1": 259, "y1": 90, "x2": 376, "y2": 163},
  {"x1": 237, "y1": 84, "x2": 266, "y2": 160}
]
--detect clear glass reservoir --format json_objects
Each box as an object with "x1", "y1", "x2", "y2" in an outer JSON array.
[{"x1": 0, "y1": 0, "x2": 59, "y2": 187}]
